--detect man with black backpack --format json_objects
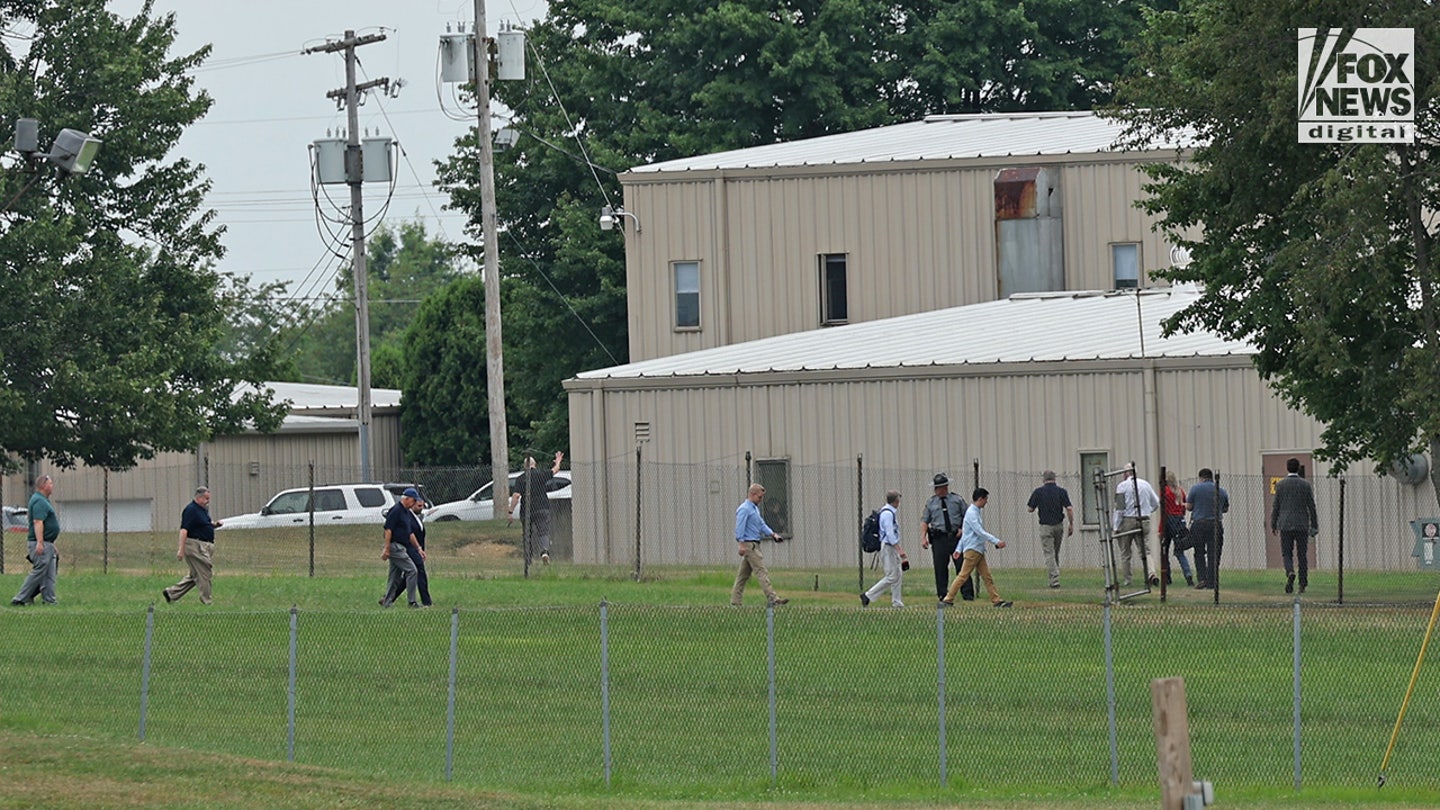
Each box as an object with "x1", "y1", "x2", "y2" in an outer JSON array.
[
  {"x1": 861, "y1": 490, "x2": 906, "y2": 607},
  {"x1": 921, "y1": 473, "x2": 974, "y2": 602}
]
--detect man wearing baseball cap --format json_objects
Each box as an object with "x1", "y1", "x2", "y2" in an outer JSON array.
[
  {"x1": 379, "y1": 487, "x2": 426, "y2": 608},
  {"x1": 382, "y1": 487, "x2": 433, "y2": 607}
]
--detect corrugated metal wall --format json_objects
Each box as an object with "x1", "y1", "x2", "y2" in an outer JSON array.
[
  {"x1": 564, "y1": 359, "x2": 1439, "y2": 570},
  {"x1": 622, "y1": 157, "x2": 1189, "y2": 362}
]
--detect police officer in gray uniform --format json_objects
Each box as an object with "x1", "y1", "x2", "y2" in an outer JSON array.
[{"x1": 921, "y1": 473, "x2": 974, "y2": 602}]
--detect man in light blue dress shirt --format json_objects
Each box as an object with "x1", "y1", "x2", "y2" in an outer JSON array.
[
  {"x1": 731, "y1": 483, "x2": 788, "y2": 606},
  {"x1": 941, "y1": 488, "x2": 1013, "y2": 608}
]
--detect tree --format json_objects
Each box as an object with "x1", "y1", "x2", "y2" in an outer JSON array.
[
  {"x1": 1115, "y1": 0, "x2": 1440, "y2": 497},
  {"x1": 287, "y1": 220, "x2": 463, "y2": 389},
  {"x1": 433, "y1": 0, "x2": 1163, "y2": 466},
  {"x1": 0, "y1": 0, "x2": 287, "y2": 471}
]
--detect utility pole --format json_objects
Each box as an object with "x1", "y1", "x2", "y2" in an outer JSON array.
[
  {"x1": 304, "y1": 30, "x2": 392, "y2": 481},
  {"x1": 473, "y1": 0, "x2": 509, "y2": 497}
]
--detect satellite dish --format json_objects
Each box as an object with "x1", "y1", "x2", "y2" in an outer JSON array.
[
  {"x1": 1390, "y1": 454, "x2": 1430, "y2": 486},
  {"x1": 1168, "y1": 244, "x2": 1193, "y2": 269}
]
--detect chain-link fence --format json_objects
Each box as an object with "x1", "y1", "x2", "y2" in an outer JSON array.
[
  {"x1": 4, "y1": 460, "x2": 1439, "y2": 600},
  {"x1": 4, "y1": 602, "x2": 1438, "y2": 795}
]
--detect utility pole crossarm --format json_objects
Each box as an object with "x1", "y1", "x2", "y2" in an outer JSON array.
[
  {"x1": 301, "y1": 32, "x2": 388, "y2": 56},
  {"x1": 325, "y1": 78, "x2": 392, "y2": 102}
]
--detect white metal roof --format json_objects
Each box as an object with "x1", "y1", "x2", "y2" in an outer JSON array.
[
  {"x1": 575, "y1": 288, "x2": 1253, "y2": 381},
  {"x1": 237, "y1": 381, "x2": 404, "y2": 411},
  {"x1": 629, "y1": 111, "x2": 1194, "y2": 174}
]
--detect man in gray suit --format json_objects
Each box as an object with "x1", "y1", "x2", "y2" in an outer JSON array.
[{"x1": 1270, "y1": 458, "x2": 1319, "y2": 594}]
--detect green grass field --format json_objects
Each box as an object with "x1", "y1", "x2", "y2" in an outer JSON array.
[{"x1": 3, "y1": 524, "x2": 1440, "y2": 809}]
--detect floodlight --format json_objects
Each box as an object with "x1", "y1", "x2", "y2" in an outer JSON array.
[
  {"x1": 14, "y1": 118, "x2": 38, "y2": 155},
  {"x1": 46, "y1": 128, "x2": 102, "y2": 175}
]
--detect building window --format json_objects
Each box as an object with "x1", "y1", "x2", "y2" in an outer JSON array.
[
  {"x1": 673, "y1": 261, "x2": 700, "y2": 330},
  {"x1": 819, "y1": 253, "x2": 848, "y2": 325},
  {"x1": 1079, "y1": 451, "x2": 1110, "y2": 526},
  {"x1": 1112, "y1": 243, "x2": 1140, "y2": 289},
  {"x1": 755, "y1": 458, "x2": 791, "y2": 537}
]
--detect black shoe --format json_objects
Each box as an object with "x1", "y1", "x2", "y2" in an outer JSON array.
[
  {"x1": 994, "y1": 600, "x2": 1014, "y2": 608},
  {"x1": 378, "y1": 599, "x2": 389, "y2": 608},
  {"x1": 8, "y1": 600, "x2": 24, "y2": 607},
  {"x1": 859, "y1": 593, "x2": 871, "y2": 607},
  {"x1": 1285, "y1": 573, "x2": 1295, "y2": 594},
  {"x1": 162, "y1": 590, "x2": 173, "y2": 604},
  {"x1": 938, "y1": 599, "x2": 952, "y2": 608},
  {"x1": 1185, "y1": 574, "x2": 1195, "y2": 587},
  {"x1": 1299, "y1": 583, "x2": 1307, "y2": 594},
  {"x1": 961, "y1": 595, "x2": 976, "y2": 602},
  {"x1": 409, "y1": 602, "x2": 420, "y2": 608}
]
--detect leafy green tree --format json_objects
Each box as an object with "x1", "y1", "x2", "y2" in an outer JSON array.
[
  {"x1": 287, "y1": 220, "x2": 463, "y2": 389},
  {"x1": 1116, "y1": 0, "x2": 1440, "y2": 495},
  {"x1": 0, "y1": 0, "x2": 286, "y2": 470},
  {"x1": 431, "y1": 0, "x2": 1167, "y2": 466},
  {"x1": 290, "y1": 220, "x2": 462, "y2": 389},
  {"x1": 398, "y1": 276, "x2": 491, "y2": 465}
]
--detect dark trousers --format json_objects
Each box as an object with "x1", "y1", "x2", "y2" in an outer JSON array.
[
  {"x1": 1191, "y1": 519, "x2": 1224, "y2": 586},
  {"x1": 384, "y1": 543, "x2": 431, "y2": 606},
  {"x1": 1280, "y1": 529, "x2": 1309, "y2": 587},
  {"x1": 929, "y1": 532, "x2": 974, "y2": 600}
]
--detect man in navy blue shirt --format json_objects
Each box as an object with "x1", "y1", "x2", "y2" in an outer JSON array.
[
  {"x1": 1026, "y1": 471, "x2": 1074, "y2": 588},
  {"x1": 1187, "y1": 469, "x2": 1230, "y2": 589},
  {"x1": 383, "y1": 495, "x2": 432, "y2": 607},
  {"x1": 379, "y1": 488, "x2": 426, "y2": 608},
  {"x1": 163, "y1": 486, "x2": 223, "y2": 605}
]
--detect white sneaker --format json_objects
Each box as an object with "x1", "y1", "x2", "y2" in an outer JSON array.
[
  {"x1": 541, "y1": 552, "x2": 550, "y2": 564},
  {"x1": 892, "y1": 602, "x2": 905, "y2": 608}
]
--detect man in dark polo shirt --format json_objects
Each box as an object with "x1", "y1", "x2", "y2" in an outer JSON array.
[
  {"x1": 163, "y1": 486, "x2": 223, "y2": 605},
  {"x1": 1026, "y1": 471, "x2": 1074, "y2": 588},
  {"x1": 379, "y1": 488, "x2": 425, "y2": 608}
]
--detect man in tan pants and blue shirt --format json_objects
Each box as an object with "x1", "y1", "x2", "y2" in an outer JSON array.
[
  {"x1": 163, "y1": 486, "x2": 222, "y2": 605},
  {"x1": 731, "y1": 484, "x2": 788, "y2": 606}
]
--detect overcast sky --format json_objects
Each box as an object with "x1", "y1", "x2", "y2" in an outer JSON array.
[{"x1": 107, "y1": 0, "x2": 549, "y2": 303}]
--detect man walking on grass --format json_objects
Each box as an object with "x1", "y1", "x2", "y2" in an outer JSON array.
[
  {"x1": 731, "y1": 483, "x2": 788, "y2": 607},
  {"x1": 861, "y1": 490, "x2": 906, "y2": 608},
  {"x1": 11, "y1": 475, "x2": 59, "y2": 606},
  {"x1": 163, "y1": 486, "x2": 222, "y2": 605},
  {"x1": 941, "y1": 488, "x2": 1013, "y2": 608},
  {"x1": 1270, "y1": 457, "x2": 1318, "y2": 595}
]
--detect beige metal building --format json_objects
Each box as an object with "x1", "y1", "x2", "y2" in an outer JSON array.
[
  {"x1": 566, "y1": 289, "x2": 1437, "y2": 573},
  {"x1": 1, "y1": 382, "x2": 404, "y2": 533},
  {"x1": 616, "y1": 111, "x2": 1195, "y2": 363}
]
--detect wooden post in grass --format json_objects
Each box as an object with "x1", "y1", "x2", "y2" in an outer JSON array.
[{"x1": 1151, "y1": 676, "x2": 1194, "y2": 809}]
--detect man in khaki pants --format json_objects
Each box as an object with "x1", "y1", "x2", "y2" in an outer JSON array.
[
  {"x1": 731, "y1": 484, "x2": 788, "y2": 606},
  {"x1": 163, "y1": 486, "x2": 222, "y2": 605}
]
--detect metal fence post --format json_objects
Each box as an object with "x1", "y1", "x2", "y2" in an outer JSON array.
[
  {"x1": 600, "y1": 599, "x2": 612, "y2": 786},
  {"x1": 767, "y1": 602, "x2": 777, "y2": 787},
  {"x1": 1293, "y1": 596, "x2": 1302, "y2": 791},
  {"x1": 856, "y1": 455, "x2": 864, "y2": 592},
  {"x1": 1337, "y1": 475, "x2": 1346, "y2": 604},
  {"x1": 287, "y1": 605, "x2": 298, "y2": 762},
  {"x1": 307, "y1": 462, "x2": 316, "y2": 578},
  {"x1": 634, "y1": 444, "x2": 643, "y2": 582},
  {"x1": 1105, "y1": 600, "x2": 1118, "y2": 785},
  {"x1": 446, "y1": 607, "x2": 459, "y2": 781},
  {"x1": 139, "y1": 604, "x2": 154, "y2": 740},
  {"x1": 937, "y1": 604, "x2": 947, "y2": 788}
]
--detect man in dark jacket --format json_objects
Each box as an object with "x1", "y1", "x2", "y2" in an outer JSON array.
[{"x1": 1270, "y1": 458, "x2": 1319, "y2": 594}]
